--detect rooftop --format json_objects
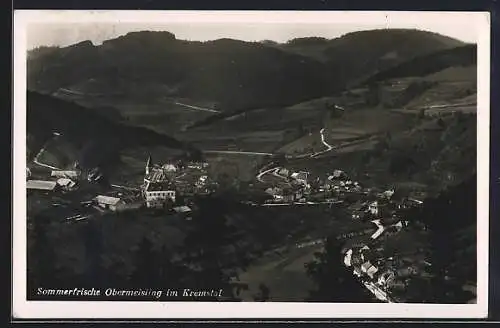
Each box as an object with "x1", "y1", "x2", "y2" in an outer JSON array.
[
  {"x1": 27, "y1": 180, "x2": 58, "y2": 190},
  {"x1": 146, "y1": 181, "x2": 176, "y2": 192},
  {"x1": 94, "y1": 195, "x2": 121, "y2": 206},
  {"x1": 173, "y1": 205, "x2": 192, "y2": 213}
]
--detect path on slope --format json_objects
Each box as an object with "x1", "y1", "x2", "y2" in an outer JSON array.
[
  {"x1": 174, "y1": 102, "x2": 221, "y2": 114},
  {"x1": 33, "y1": 134, "x2": 61, "y2": 170}
]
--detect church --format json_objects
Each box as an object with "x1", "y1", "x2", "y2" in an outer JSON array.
[{"x1": 142, "y1": 155, "x2": 177, "y2": 208}]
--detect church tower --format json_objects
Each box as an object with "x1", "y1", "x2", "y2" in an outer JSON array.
[{"x1": 145, "y1": 155, "x2": 152, "y2": 175}]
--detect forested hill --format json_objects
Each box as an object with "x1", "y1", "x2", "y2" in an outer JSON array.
[
  {"x1": 405, "y1": 174, "x2": 477, "y2": 302},
  {"x1": 363, "y1": 44, "x2": 476, "y2": 84},
  {"x1": 28, "y1": 29, "x2": 464, "y2": 111},
  {"x1": 27, "y1": 91, "x2": 198, "y2": 169}
]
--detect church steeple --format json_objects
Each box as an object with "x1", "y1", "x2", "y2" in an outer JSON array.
[{"x1": 146, "y1": 155, "x2": 152, "y2": 175}]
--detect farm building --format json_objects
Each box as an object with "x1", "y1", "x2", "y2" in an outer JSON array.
[
  {"x1": 173, "y1": 205, "x2": 192, "y2": 213},
  {"x1": 27, "y1": 180, "x2": 59, "y2": 192},
  {"x1": 51, "y1": 170, "x2": 81, "y2": 179},
  {"x1": 94, "y1": 195, "x2": 124, "y2": 211},
  {"x1": 56, "y1": 178, "x2": 77, "y2": 190}
]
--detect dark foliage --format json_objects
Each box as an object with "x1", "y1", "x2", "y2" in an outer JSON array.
[
  {"x1": 402, "y1": 175, "x2": 476, "y2": 302},
  {"x1": 305, "y1": 238, "x2": 374, "y2": 302},
  {"x1": 28, "y1": 29, "x2": 464, "y2": 112},
  {"x1": 364, "y1": 44, "x2": 476, "y2": 84},
  {"x1": 27, "y1": 91, "x2": 197, "y2": 170}
]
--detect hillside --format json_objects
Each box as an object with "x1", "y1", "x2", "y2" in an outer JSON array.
[
  {"x1": 404, "y1": 174, "x2": 477, "y2": 302},
  {"x1": 27, "y1": 91, "x2": 197, "y2": 171},
  {"x1": 277, "y1": 29, "x2": 465, "y2": 87},
  {"x1": 28, "y1": 29, "x2": 465, "y2": 113},
  {"x1": 27, "y1": 32, "x2": 329, "y2": 111},
  {"x1": 363, "y1": 44, "x2": 476, "y2": 84}
]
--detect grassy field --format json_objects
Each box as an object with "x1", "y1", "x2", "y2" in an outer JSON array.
[
  {"x1": 405, "y1": 81, "x2": 476, "y2": 109},
  {"x1": 36, "y1": 137, "x2": 80, "y2": 169},
  {"x1": 237, "y1": 244, "x2": 322, "y2": 301},
  {"x1": 52, "y1": 93, "x2": 219, "y2": 136},
  {"x1": 277, "y1": 131, "x2": 324, "y2": 155},
  {"x1": 205, "y1": 153, "x2": 267, "y2": 183}
]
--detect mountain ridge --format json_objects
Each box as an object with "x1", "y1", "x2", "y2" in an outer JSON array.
[{"x1": 27, "y1": 28, "x2": 466, "y2": 112}]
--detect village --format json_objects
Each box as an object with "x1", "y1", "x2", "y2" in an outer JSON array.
[
  {"x1": 26, "y1": 154, "x2": 217, "y2": 222},
  {"x1": 25, "y1": 151, "x2": 475, "y2": 304},
  {"x1": 251, "y1": 163, "x2": 440, "y2": 302}
]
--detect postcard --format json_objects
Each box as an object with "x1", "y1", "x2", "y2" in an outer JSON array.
[{"x1": 12, "y1": 10, "x2": 490, "y2": 319}]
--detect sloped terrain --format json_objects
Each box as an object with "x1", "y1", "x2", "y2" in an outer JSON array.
[
  {"x1": 28, "y1": 29, "x2": 466, "y2": 114},
  {"x1": 27, "y1": 91, "x2": 196, "y2": 171}
]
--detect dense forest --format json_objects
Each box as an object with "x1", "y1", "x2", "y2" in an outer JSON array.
[{"x1": 27, "y1": 29, "x2": 465, "y2": 111}]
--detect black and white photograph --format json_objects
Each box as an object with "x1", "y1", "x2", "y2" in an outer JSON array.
[{"x1": 12, "y1": 10, "x2": 490, "y2": 319}]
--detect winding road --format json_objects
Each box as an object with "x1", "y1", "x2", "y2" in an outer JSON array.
[{"x1": 310, "y1": 128, "x2": 335, "y2": 158}]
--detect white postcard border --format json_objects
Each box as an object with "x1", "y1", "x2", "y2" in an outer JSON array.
[{"x1": 12, "y1": 10, "x2": 490, "y2": 319}]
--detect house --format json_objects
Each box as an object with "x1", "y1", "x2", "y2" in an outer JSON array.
[
  {"x1": 370, "y1": 219, "x2": 385, "y2": 240},
  {"x1": 173, "y1": 205, "x2": 193, "y2": 219},
  {"x1": 392, "y1": 221, "x2": 404, "y2": 232},
  {"x1": 187, "y1": 161, "x2": 209, "y2": 169},
  {"x1": 56, "y1": 178, "x2": 77, "y2": 190},
  {"x1": 195, "y1": 175, "x2": 209, "y2": 188},
  {"x1": 173, "y1": 205, "x2": 192, "y2": 213},
  {"x1": 368, "y1": 201, "x2": 379, "y2": 215},
  {"x1": 27, "y1": 180, "x2": 59, "y2": 192},
  {"x1": 94, "y1": 195, "x2": 124, "y2": 211},
  {"x1": 366, "y1": 265, "x2": 380, "y2": 279},
  {"x1": 278, "y1": 168, "x2": 289, "y2": 177},
  {"x1": 359, "y1": 245, "x2": 371, "y2": 262},
  {"x1": 329, "y1": 169, "x2": 347, "y2": 180},
  {"x1": 344, "y1": 248, "x2": 353, "y2": 267},
  {"x1": 361, "y1": 261, "x2": 379, "y2": 279},
  {"x1": 51, "y1": 170, "x2": 80, "y2": 179},
  {"x1": 382, "y1": 189, "x2": 395, "y2": 199},
  {"x1": 377, "y1": 270, "x2": 396, "y2": 287},
  {"x1": 361, "y1": 261, "x2": 372, "y2": 273},
  {"x1": 265, "y1": 187, "x2": 283, "y2": 201},
  {"x1": 162, "y1": 163, "x2": 178, "y2": 173},
  {"x1": 144, "y1": 181, "x2": 176, "y2": 208},
  {"x1": 290, "y1": 171, "x2": 309, "y2": 185}
]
